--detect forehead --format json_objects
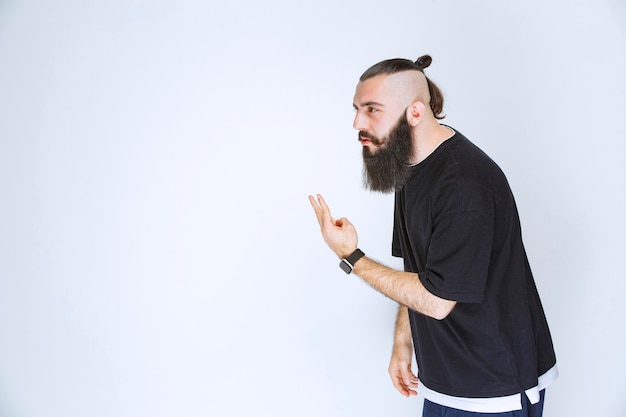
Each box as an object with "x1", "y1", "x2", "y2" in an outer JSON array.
[
  {"x1": 353, "y1": 75, "x2": 392, "y2": 104},
  {"x1": 353, "y1": 73, "x2": 412, "y2": 111}
]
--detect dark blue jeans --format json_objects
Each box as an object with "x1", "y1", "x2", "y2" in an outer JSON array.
[{"x1": 422, "y1": 390, "x2": 545, "y2": 417}]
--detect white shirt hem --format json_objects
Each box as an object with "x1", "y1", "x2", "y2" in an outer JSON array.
[{"x1": 420, "y1": 364, "x2": 559, "y2": 413}]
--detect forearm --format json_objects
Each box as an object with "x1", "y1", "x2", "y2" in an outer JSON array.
[
  {"x1": 353, "y1": 256, "x2": 456, "y2": 320},
  {"x1": 388, "y1": 304, "x2": 418, "y2": 396},
  {"x1": 393, "y1": 305, "x2": 413, "y2": 348}
]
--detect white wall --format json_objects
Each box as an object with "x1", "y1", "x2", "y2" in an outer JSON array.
[{"x1": 1, "y1": 1, "x2": 625, "y2": 416}]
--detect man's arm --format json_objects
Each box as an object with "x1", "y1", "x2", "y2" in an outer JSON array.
[
  {"x1": 308, "y1": 194, "x2": 456, "y2": 320},
  {"x1": 389, "y1": 305, "x2": 419, "y2": 396},
  {"x1": 354, "y1": 256, "x2": 455, "y2": 320}
]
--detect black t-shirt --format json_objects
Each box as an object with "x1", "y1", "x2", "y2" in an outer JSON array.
[{"x1": 392, "y1": 129, "x2": 556, "y2": 398}]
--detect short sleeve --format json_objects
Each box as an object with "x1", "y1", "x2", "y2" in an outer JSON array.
[{"x1": 419, "y1": 210, "x2": 494, "y2": 303}]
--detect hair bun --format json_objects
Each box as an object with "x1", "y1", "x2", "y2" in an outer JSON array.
[{"x1": 415, "y1": 55, "x2": 432, "y2": 70}]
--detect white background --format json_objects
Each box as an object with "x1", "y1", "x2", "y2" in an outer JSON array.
[{"x1": 1, "y1": 0, "x2": 625, "y2": 416}]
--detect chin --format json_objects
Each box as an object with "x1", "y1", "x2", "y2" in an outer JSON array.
[{"x1": 363, "y1": 145, "x2": 382, "y2": 158}]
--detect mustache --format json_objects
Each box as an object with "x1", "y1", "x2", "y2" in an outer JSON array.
[{"x1": 358, "y1": 131, "x2": 383, "y2": 145}]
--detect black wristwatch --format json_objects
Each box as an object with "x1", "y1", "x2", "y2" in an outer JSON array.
[{"x1": 339, "y1": 249, "x2": 365, "y2": 274}]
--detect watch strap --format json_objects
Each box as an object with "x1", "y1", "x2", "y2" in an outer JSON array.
[{"x1": 339, "y1": 249, "x2": 365, "y2": 274}]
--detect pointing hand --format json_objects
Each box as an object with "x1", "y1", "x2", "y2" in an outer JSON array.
[{"x1": 308, "y1": 194, "x2": 358, "y2": 259}]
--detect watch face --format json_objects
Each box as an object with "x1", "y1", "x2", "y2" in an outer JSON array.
[{"x1": 339, "y1": 260, "x2": 352, "y2": 274}]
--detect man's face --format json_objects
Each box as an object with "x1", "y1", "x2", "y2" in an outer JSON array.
[
  {"x1": 353, "y1": 76, "x2": 406, "y2": 154},
  {"x1": 353, "y1": 76, "x2": 414, "y2": 193}
]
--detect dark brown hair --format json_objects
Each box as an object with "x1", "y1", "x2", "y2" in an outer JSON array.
[{"x1": 359, "y1": 55, "x2": 445, "y2": 119}]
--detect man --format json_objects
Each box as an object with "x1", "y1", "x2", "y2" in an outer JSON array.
[{"x1": 309, "y1": 55, "x2": 557, "y2": 417}]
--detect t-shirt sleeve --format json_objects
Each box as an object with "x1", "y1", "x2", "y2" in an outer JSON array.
[{"x1": 419, "y1": 210, "x2": 494, "y2": 303}]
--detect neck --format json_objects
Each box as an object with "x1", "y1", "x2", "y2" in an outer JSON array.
[{"x1": 410, "y1": 121, "x2": 454, "y2": 164}]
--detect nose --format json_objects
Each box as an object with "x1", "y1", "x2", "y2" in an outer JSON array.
[{"x1": 353, "y1": 110, "x2": 366, "y2": 131}]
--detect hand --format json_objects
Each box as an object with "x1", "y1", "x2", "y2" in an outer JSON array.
[
  {"x1": 388, "y1": 344, "x2": 419, "y2": 397},
  {"x1": 308, "y1": 194, "x2": 358, "y2": 259}
]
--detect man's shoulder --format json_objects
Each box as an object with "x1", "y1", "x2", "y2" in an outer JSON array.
[
  {"x1": 430, "y1": 131, "x2": 510, "y2": 214},
  {"x1": 443, "y1": 132, "x2": 505, "y2": 181}
]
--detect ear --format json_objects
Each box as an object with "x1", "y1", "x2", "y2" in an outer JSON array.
[{"x1": 406, "y1": 101, "x2": 426, "y2": 126}]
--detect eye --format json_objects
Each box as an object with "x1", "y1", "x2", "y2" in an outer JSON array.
[{"x1": 367, "y1": 107, "x2": 378, "y2": 114}]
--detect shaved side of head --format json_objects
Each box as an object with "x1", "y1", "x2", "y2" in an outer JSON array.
[{"x1": 385, "y1": 71, "x2": 431, "y2": 113}]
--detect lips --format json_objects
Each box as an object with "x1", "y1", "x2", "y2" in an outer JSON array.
[{"x1": 359, "y1": 132, "x2": 376, "y2": 145}]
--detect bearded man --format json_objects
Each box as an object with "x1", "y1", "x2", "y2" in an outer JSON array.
[{"x1": 309, "y1": 55, "x2": 558, "y2": 417}]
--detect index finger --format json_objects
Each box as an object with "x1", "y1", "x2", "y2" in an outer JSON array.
[
  {"x1": 308, "y1": 194, "x2": 333, "y2": 225},
  {"x1": 390, "y1": 372, "x2": 412, "y2": 397}
]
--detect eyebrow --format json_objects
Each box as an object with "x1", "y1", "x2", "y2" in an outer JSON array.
[{"x1": 353, "y1": 100, "x2": 386, "y2": 110}]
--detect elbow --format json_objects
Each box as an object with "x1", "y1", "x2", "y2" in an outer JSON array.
[{"x1": 430, "y1": 300, "x2": 456, "y2": 321}]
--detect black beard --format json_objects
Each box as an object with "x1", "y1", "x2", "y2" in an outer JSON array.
[{"x1": 361, "y1": 112, "x2": 414, "y2": 193}]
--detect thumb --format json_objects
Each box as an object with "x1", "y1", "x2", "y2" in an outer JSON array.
[
  {"x1": 335, "y1": 216, "x2": 347, "y2": 226},
  {"x1": 336, "y1": 216, "x2": 354, "y2": 229},
  {"x1": 399, "y1": 363, "x2": 417, "y2": 384}
]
